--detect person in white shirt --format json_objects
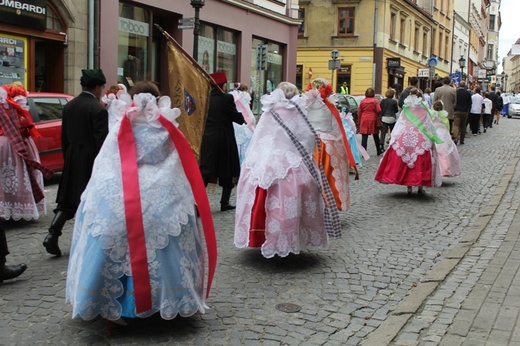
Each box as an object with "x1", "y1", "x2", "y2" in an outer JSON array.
[
  {"x1": 469, "y1": 87, "x2": 484, "y2": 135},
  {"x1": 482, "y1": 93, "x2": 493, "y2": 133}
]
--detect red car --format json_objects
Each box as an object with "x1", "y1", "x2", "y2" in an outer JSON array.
[{"x1": 26, "y1": 92, "x2": 74, "y2": 173}]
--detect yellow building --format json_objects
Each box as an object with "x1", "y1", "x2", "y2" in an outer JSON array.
[{"x1": 297, "y1": 0, "x2": 453, "y2": 95}]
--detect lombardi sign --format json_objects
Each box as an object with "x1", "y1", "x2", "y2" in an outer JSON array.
[{"x1": 0, "y1": 0, "x2": 47, "y2": 30}]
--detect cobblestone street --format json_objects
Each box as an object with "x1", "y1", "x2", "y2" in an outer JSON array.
[{"x1": 1, "y1": 116, "x2": 519, "y2": 345}]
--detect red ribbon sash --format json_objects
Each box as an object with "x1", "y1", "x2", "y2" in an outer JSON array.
[
  {"x1": 117, "y1": 116, "x2": 152, "y2": 314},
  {"x1": 117, "y1": 114, "x2": 218, "y2": 314},
  {"x1": 158, "y1": 116, "x2": 217, "y2": 299}
]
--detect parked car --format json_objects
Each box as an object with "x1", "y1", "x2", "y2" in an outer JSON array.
[
  {"x1": 352, "y1": 93, "x2": 384, "y2": 105},
  {"x1": 507, "y1": 97, "x2": 520, "y2": 118},
  {"x1": 332, "y1": 93, "x2": 359, "y2": 125},
  {"x1": 27, "y1": 92, "x2": 74, "y2": 173}
]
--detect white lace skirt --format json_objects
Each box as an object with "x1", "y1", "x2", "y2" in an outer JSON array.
[{"x1": 0, "y1": 135, "x2": 46, "y2": 221}]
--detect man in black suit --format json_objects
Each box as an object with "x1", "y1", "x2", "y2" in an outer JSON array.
[
  {"x1": 199, "y1": 72, "x2": 244, "y2": 211},
  {"x1": 43, "y1": 69, "x2": 108, "y2": 256}
]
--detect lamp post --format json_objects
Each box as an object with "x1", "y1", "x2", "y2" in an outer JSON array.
[
  {"x1": 190, "y1": 0, "x2": 205, "y2": 61},
  {"x1": 458, "y1": 55, "x2": 466, "y2": 81}
]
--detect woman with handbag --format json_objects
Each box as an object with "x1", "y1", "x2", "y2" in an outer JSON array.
[
  {"x1": 379, "y1": 88, "x2": 399, "y2": 153},
  {"x1": 358, "y1": 87, "x2": 382, "y2": 155}
]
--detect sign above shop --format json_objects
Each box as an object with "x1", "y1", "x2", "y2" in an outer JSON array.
[
  {"x1": 387, "y1": 58, "x2": 401, "y2": 68},
  {"x1": 0, "y1": 0, "x2": 47, "y2": 30},
  {"x1": 418, "y1": 68, "x2": 429, "y2": 78}
]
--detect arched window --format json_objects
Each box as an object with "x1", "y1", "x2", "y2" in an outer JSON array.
[{"x1": 46, "y1": 3, "x2": 65, "y2": 32}]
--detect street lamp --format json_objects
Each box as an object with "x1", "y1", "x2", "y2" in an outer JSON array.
[
  {"x1": 458, "y1": 55, "x2": 466, "y2": 80},
  {"x1": 190, "y1": 0, "x2": 205, "y2": 60}
]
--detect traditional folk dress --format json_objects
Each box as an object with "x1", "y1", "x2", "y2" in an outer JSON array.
[
  {"x1": 339, "y1": 108, "x2": 369, "y2": 166},
  {"x1": 430, "y1": 109, "x2": 461, "y2": 177},
  {"x1": 234, "y1": 89, "x2": 341, "y2": 258},
  {"x1": 66, "y1": 92, "x2": 217, "y2": 321},
  {"x1": 305, "y1": 88, "x2": 358, "y2": 211},
  {"x1": 231, "y1": 90, "x2": 255, "y2": 164},
  {"x1": 0, "y1": 87, "x2": 52, "y2": 221},
  {"x1": 375, "y1": 95, "x2": 442, "y2": 188}
]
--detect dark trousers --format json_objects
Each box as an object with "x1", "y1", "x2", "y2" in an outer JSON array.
[
  {"x1": 362, "y1": 134, "x2": 381, "y2": 155},
  {"x1": 379, "y1": 122, "x2": 395, "y2": 149},
  {"x1": 0, "y1": 227, "x2": 8, "y2": 264},
  {"x1": 483, "y1": 113, "x2": 492, "y2": 129},
  {"x1": 469, "y1": 113, "x2": 481, "y2": 134},
  {"x1": 453, "y1": 111, "x2": 468, "y2": 144}
]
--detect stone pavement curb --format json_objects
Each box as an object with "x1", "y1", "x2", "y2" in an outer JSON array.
[{"x1": 360, "y1": 157, "x2": 520, "y2": 346}]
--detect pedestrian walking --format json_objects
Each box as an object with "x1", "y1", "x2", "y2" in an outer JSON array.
[
  {"x1": 66, "y1": 81, "x2": 217, "y2": 322},
  {"x1": 495, "y1": 91, "x2": 503, "y2": 125},
  {"x1": 0, "y1": 83, "x2": 53, "y2": 221},
  {"x1": 398, "y1": 77, "x2": 421, "y2": 109},
  {"x1": 452, "y1": 81, "x2": 472, "y2": 145},
  {"x1": 469, "y1": 87, "x2": 484, "y2": 136},
  {"x1": 431, "y1": 76, "x2": 457, "y2": 133},
  {"x1": 43, "y1": 69, "x2": 108, "y2": 257},
  {"x1": 375, "y1": 88, "x2": 443, "y2": 195},
  {"x1": 0, "y1": 226, "x2": 27, "y2": 283},
  {"x1": 482, "y1": 93, "x2": 493, "y2": 133},
  {"x1": 234, "y1": 82, "x2": 340, "y2": 258},
  {"x1": 199, "y1": 72, "x2": 245, "y2": 212},
  {"x1": 358, "y1": 87, "x2": 383, "y2": 156},
  {"x1": 379, "y1": 88, "x2": 399, "y2": 153},
  {"x1": 305, "y1": 77, "x2": 358, "y2": 211}
]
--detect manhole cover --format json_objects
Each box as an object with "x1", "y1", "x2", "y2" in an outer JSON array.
[{"x1": 275, "y1": 303, "x2": 301, "y2": 313}]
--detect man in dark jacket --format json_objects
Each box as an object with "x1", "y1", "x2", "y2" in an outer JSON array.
[
  {"x1": 486, "y1": 85, "x2": 499, "y2": 128},
  {"x1": 398, "y1": 76, "x2": 420, "y2": 109},
  {"x1": 199, "y1": 72, "x2": 245, "y2": 211},
  {"x1": 452, "y1": 81, "x2": 472, "y2": 145},
  {"x1": 43, "y1": 69, "x2": 108, "y2": 256}
]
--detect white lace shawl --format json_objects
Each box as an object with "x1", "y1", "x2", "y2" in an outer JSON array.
[{"x1": 390, "y1": 96, "x2": 437, "y2": 168}]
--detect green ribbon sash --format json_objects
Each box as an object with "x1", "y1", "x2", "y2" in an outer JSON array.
[{"x1": 402, "y1": 106, "x2": 444, "y2": 144}]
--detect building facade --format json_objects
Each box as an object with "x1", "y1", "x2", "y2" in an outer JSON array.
[
  {"x1": 297, "y1": 0, "x2": 455, "y2": 95},
  {"x1": 0, "y1": 0, "x2": 300, "y2": 107}
]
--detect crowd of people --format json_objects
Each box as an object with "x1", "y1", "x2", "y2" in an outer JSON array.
[{"x1": 0, "y1": 67, "x2": 513, "y2": 324}]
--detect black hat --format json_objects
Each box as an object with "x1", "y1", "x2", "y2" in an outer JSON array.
[{"x1": 80, "y1": 69, "x2": 106, "y2": 87}]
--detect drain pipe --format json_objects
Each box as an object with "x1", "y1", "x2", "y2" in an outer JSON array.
[{"x1": 88, "y1": 0, "x2": 94, "y2": 68}]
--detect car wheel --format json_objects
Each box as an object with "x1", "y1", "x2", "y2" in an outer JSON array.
[{"x1": 508, "y1": 115, "x2": 512, "y2": 118}]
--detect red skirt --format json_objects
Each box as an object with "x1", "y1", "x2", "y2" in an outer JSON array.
[{"x1": 374, "y1": 147, "x2": 433, "y2": 187}]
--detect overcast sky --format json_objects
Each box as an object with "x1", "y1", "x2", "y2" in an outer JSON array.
[{"x1": 498, "y1": 0, "x2": 519, "y2": 69}]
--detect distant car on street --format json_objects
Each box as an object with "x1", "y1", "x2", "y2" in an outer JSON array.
[
  {"x1": 507, "y1": 97, "x2": 520, "y2": 118},
  {"x1": 27, "y1": 92, "x2": 74, "y2": 173},
  {"x1": 332, "y1": 93, "x2": 359, "y2": 125}
]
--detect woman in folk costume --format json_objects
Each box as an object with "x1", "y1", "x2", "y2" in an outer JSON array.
[
  {"x1": 234, "y1": 82, "x2": 341, "y2": 258},
  {"x1": 305, "y1": 78, "x2": 358, "y2": 211},
  {"x1": 430, "y1": 100, "x2": 461, "y2": 177},
  {"x1": 101, "y1": 83, "x2": 126, "y2": 132},
  {"x1": 231, "y1": 83, "x2": 255, "y2": 164},
  {"x1": 66, "y1": 81, "x2": 217, "y2": 322},
  {"x1": 338, "y1": 106, "x2": 369, "y2": 167},
  {"x1": 0, "y1": 83, "x2": 53, "y2": 221},
  {"x1": 375, "y1": 88, "x2": 443, "y2": 195}
]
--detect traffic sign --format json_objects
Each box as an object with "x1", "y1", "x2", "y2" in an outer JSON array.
[
  {"x1": 178, "y1": 24, "x2": 194, "y2": 30},
  {"x1": 427, "y1": 57, "x2": 438, "y2": 67},
  {"x1": 178, "y1": 18, "x2": 194, "y2": 24}
]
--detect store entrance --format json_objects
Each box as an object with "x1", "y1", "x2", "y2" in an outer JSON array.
[{"x1": 34, "y1": 39, "x2": 64, "y2": 92}]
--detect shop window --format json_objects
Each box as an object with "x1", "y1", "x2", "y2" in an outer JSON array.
[
  {"x1": 118, "y1": 3, "x2": 150, "y2": 88},
  {"x1": 251, "y1": 37, "x2": 285, "y2": 114},
  {"x1": 197, "y1": 24, "x2": 237, "y2": 91}
]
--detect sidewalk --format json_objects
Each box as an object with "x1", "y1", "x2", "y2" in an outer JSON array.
[{"x1": 363, "y1": 156, "x2": 520, "y2": 345}]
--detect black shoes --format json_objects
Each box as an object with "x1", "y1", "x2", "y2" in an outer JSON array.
[
  {"x1": 43, "y1": 233, "x2": 61, "y2": 257},
  {"x1": 0, "y1": 263, "x2": 27, "y2": 283},
  {"x1": 220, "y1": 203, "x2": 236, "y2": 212}
]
